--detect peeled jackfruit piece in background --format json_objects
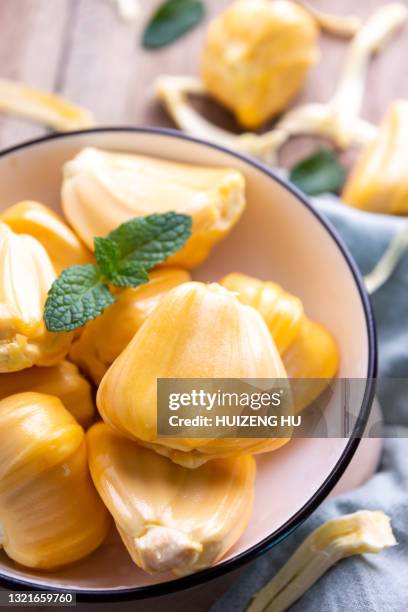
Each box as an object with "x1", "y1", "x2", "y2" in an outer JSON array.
[
  {"x1": 0, "y1": 392, "x2": 110, "y2": 570},
  {"x1": 219, "y1": 273, "x2": 339, "y2": 411},
  {"x1": 0, "y1": 360, "x2": 95, "y2": 428},
  {"x1": 201, "y1": 0, "x2": 319, "y2": 129},
  {"x1": 1, "y1": 201, "x2": 93, "y2": 274},
  {"x1": 342, "y1": 100, "x2": 408, "y2": 214},
  {"x1": 69, "y1": 268, "x2": 191, "y2": 385},
  {"x1": 0, "y1": 223, "x2": 72, "y2": 372},
  {"x1": 87, "y1": 422, "x2": 255, "y2": 575},
  {"x1": 61, "y1": 147, "x2": 246, "y2": 269},
  {"x1": 97, "y1": 281, "x2": 290, "y2": 468}
]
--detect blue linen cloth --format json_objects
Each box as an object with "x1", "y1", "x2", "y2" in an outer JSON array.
[{"x1": 211, "y1": 197, "x2": 408, "y2": 612}]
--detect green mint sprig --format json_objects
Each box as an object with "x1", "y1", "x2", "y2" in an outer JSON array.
[{"x1": 44, "y1": 212, "x2": 192, "y2": 332}]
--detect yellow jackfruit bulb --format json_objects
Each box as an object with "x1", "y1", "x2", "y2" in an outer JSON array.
[
  {"x1": 282, "y1": 318, "x2": 339, "y2": 380},
  {"x1": 87, "y1": 422, "x2": 255, "y2": 575},
  {"x1": 0, "y1": 360, "x2": 95, "y2": 428},
  {"x1": 97, "y1": 281, "x2": 290, "y2": 468},
  {"x1": 201, "y1": 0, "x2": 319, "y2": 129},
  {"x1": 283, "y1": 319, "x2": 339, "y2": 411},
  {"x1": 0, "y1": 222, "x2": 72, "y2": 372},
  {"x1": 69, "y1": 268, "x2": 191, "y2": 385},
  {"x1": 61, "y1": 147, "x2": 246, "y2": 269},
  {"x1": 219, "y1": 273, "x2": 339, "y2": 410},
  {"x1": 0, "y1": 392, "x2": 110, "y2": 570},
  {"x1": 0, "y1": 201, "x2": 93, "y2": 274},
  {"x1": 219, "y1": 273, "x2": 304, "y2": 353},
  {"x1": 342, "y1": 100, "x2": 408, "y2": 214}
]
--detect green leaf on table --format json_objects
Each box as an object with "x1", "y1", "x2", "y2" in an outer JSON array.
[
  {"x1": 44, "y1": 265, "x2": 115, "y2": 332},
  {"x1": 289, "y1": 148, "x2": 346, "y2": 196},
  {"x1": 142, "y1": 0, "x2": 205, "y2": 49}
]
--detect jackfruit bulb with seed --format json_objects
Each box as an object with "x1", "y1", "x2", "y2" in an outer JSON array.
[
  {"x1": 97, "y1": 281, "x2": 291, "y2": 468},
  {"x1": 0, "y1": 392, "x2": 110, "y2": 570},
  {"x1": 0, "y1": 222, "x2": 72, "y2": 372},
  {"x1": 88, "y1": 422, "x2": 256, "y2": 575},
  {"x1": 201, "y1": 0, "x2": 319, "y2": 128},
  {"x1": 61, "y1": 147, "x2": 246, "y2": 269}
]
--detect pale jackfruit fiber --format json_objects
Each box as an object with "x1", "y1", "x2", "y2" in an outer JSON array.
[
  {"x1": 0, "y1": 360, "x2": 95, "y2": 428},
  {"x1": 0, "y1": 222, "x2": 72, "y2": 372},
  {"x1": 201, "y1": 0, "x2": 319, "y2": 129},
  {"x1": 87, "y1": 422, "x2": 256, "y2": 575},
  {"x1": 0, "y1": 392, "x2": 110, "y2": 570},
  {"x1": 61, "y1": 147, "x2": 246, "y2": 269},
  {"x1": 0, "y1": 78, "x2": 94, "y2": 131},
  {"x1": 342, "y1": 100, "x2": 408, "y2": 214},
  {"x1": 219, "y1": 273, "x2": 339, "y2": 411},
  {"x1": 1, "y1": 201, "x2": 92, "y2": 274},
  {"x1": 97, "y1": 281, "x2": 291, "y2": 468},
  {"x1": 69, "y1": 268, "x2": 191, "y2": 385},
  {"x1": 247, "y1": 511, "x2": 396, "y2": 612}
]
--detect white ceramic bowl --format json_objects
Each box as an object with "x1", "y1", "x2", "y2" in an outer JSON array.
[{"x1": 0, "y1": 128, "x2": 376, "y2": 601}]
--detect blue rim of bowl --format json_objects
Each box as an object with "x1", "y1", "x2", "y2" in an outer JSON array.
[{"x1": 0, "y1": 127, "x2": 377, "y2": 602}]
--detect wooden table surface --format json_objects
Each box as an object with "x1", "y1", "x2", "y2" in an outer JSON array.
[
  {"x1": 0, "y1": 0, "x2": 408, "y2": 166},
  {"x1": 0, "y1": 1, "x2": 406, "y2": 610}
]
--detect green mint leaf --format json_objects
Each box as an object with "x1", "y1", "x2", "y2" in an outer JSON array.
[
  {"x1": 109, "y1": 262, "x2": 149, "y2": 288},
  {"x1": 107, "y1": 212, "x2": 192, "y2": 271},
  {"x1": 44, "y1": 212, "x2": 192, "y2": 332},
  {"x1": 142, "y1": 0, "x2": 205, "y2": 49},
  {"x1": 94, "y1": 236, "x2": 120, "y2": 278},
  {"x1": 289, "y1": 148, "x2": 346, "y2": 196},
  {"x1": 94, "y1": 237, "x2": 150, "y2": 286},
  {"x1": 44, "y1": 265, "x2": 115, "y2": 332}
]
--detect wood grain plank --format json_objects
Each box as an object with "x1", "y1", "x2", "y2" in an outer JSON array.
[
  {"x1": 1, "y1": 0, "x2": 407, "y2": 168},
  {"x1": 58, "y1": 0, "x2": 231, "y2": 128},
  {"x1": 0, "y1": 0, "x2": 73, "y2": 148}
]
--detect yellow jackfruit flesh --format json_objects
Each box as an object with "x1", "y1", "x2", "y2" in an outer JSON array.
[
  {"x1": 283, "y1": 318, "x2": 339, "y2": 411},
  {"x1": 0, "y1": 223, "x2": 72, "y2": 372},
  {"x1": 0, "y1": 361, "x2": 95, "y2": 428},
  {"x1": 61, "y1": 147, "x2": 246, "y2": 269},
  {"x1": 87, "y1": 422, "x2": 255, "y2": 575},
  {"x1": 97, "y1": 281, "x2": 290, "y2": 468},
  {"x1": 69, "y1": 268, "x2": 191, "y2": 385},
  {"x1": 342, "y1": 100, "x2": 408, "y2": 214},
  {"x1": 201, "y1": 0, "x2": 319, "y2": 129},
  {"x1": 1, "y1": 201, "x2": 93, "y2": 274},
  {"x1": 219, "y1": 273, "x2": 339, "y2": 410},
  {"x1": 219, "y1": 272, "x2": 304, "y2": 354},
  {"x1": 0, "y1": 392, "x2": 110, "y2": 570}
]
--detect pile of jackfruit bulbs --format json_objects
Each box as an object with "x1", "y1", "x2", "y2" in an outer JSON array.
[{"x1": 0, "y1": 147, "x2": 338, "y2": 577}]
